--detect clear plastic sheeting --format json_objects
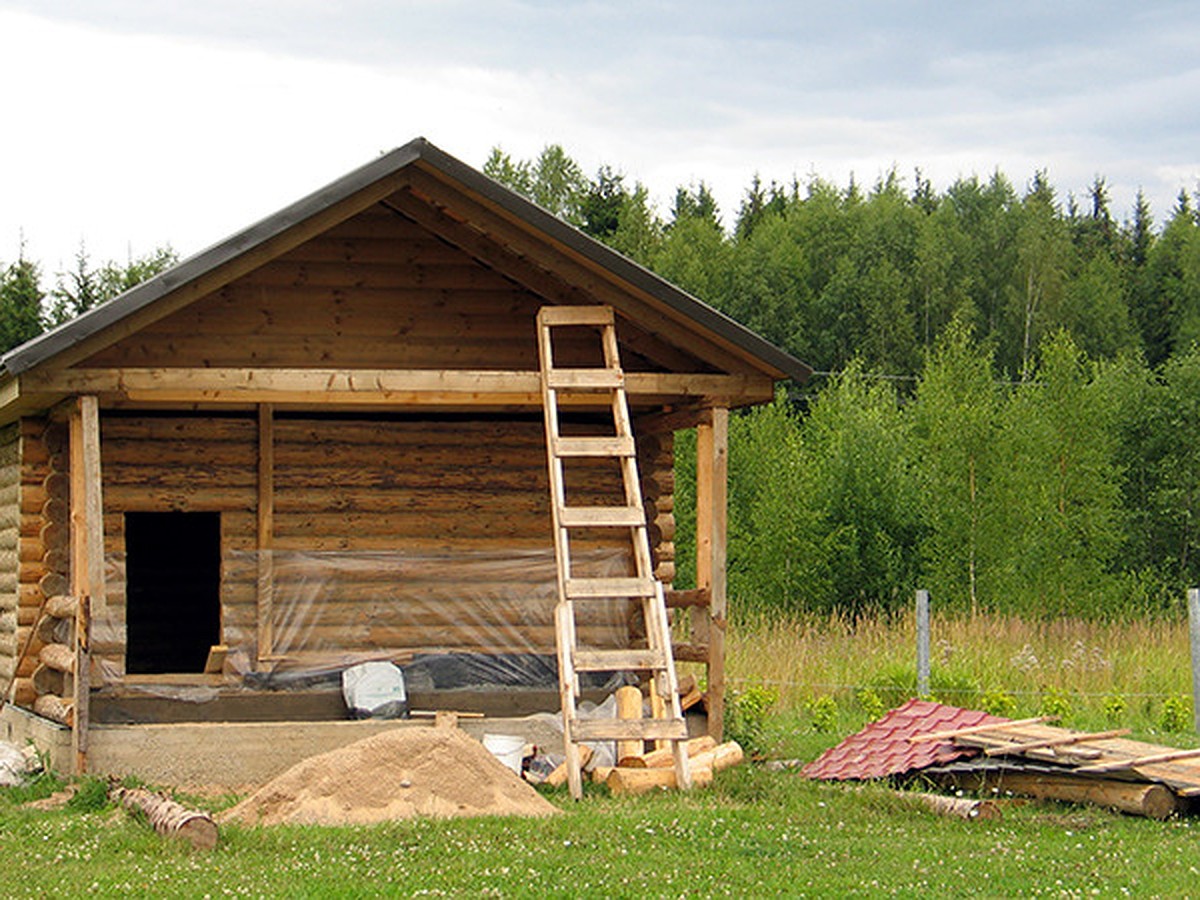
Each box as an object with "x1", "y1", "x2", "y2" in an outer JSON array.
[{"x1": 228, "y1": 548, "x2": 638, "y2": 688}]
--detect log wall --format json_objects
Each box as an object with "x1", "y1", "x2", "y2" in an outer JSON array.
[
  {"x1": 0, "y1": 423, "x2": 19, "y2": 685},
  {"x1": 81, "y1": 207, "x2": 700, "y2": 373},
  {"x1": 96, "y1": 412, "x2": 676, "y2": 670}
]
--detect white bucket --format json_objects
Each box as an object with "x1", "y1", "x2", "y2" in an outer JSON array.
[{"x1": 482, "y1": 733, "x2": 525, "y2": 774}]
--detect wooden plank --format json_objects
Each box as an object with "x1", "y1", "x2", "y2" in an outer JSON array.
[
  {"x1": 554, "y1": 436, "x2": 636, "y2": 457},
  {"x1": 1076, "y1": 747, "x2": 1200, "y2": 774},
  {"x1": 570, "y1": 717, "x2": 688, "y2": 742},
  {"x1": 908, "y1": 716, "x2": 1059, "y2": 744},
  {"x1": 545, "y1": 369, "x2": 624, "y2": 390},
  {"x1": 557, "y1": 506, "x2": 644, "y2": 528},
  {"x1": 573, "y1": 648, "x2": 667, "y2": 672},
  {"x1": 696, "y1": 407, "x2": 728, "y2": 739},
  {"x1": 256, "y1": 404, "x2": 274, "y2": 662},
  {"x1": 983, "y1": 728, "x2": 1132, "y2": 757},
  {"x1": 538, "y1": 306, "x2": 614, "y2": 327},
  {"x1": 69, "y1": 395, "x2": 104, "y2": 775},
  {"x1": 25, "y1": 368, "x2": 766, "y2": 407},
  {"x1": 565, "y1": 577, "x2": 657, "y2": 599}
]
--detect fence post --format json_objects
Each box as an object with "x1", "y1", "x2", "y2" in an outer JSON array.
[
  {"x1": 1189, "y1": 588, "x2": 1200, "y2": 733},
  {"x1": 916, "y1": 589, "x2": 930, "y2": 699}
]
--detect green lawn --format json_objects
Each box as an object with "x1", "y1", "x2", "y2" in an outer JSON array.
[{"x1": 3, "y1": 764, "x2": 1197, "y2": 898}]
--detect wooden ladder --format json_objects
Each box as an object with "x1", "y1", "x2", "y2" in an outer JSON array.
[{"x1": 537, "y1": 304, "x2": 691, "y2": 800}]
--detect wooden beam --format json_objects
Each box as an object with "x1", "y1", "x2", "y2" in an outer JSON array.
[
  {"x1": 68, "y1": 395, "x2": 104, "y2": 774},
  {"x1": 695, "y1": 407, "x2": 728, "y2": 739},
  {"x1": 908, "y1": 717, "x2": 1058, "y2": 744},
  {"x1": 256, "y1": 404, "x2": 274, "y2": 663},
  {"x1": 23, "y1": 367, "x2": 772, "y2": 407}
]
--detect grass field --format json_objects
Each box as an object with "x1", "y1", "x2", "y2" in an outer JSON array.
[
  {"x1": 3, "y1": 612, "x2": 1199, "y2": 897},
  {"x1": 3, "y1": 766, "x2": 1199, "y2": 897},
  {"x1": 721, "y1": 612, "x2": 1199, "y2": 757}
]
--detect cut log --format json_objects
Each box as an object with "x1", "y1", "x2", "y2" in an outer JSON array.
[
  {"x1": 623, "y1": 735, "x2": 718, "y2": 769},
  {"x1": 901, "y1": 791, "x2": 1002, "y2": 821},
  {"x1": 976, "y1": 772, "x2": 1179, "y2": 820},
  {"x1": 606, "y1": 762, "x2": 714, "y2": 796},
  {"x1": 615, "y1": 684, "x2": 644, "y2": 765},
  {"x1": 688, "y1": 741, "x2": 745, "y2": 774},
  {"x1": 544, "y1": 744, "x2": 594, "y2": 788},
  {"x1": 9, "y1": 676, "x2": 35, "y2": 706},
  {"x1": 108, "y1": 784, "x2": 219, "y2": 850},
  {"x1": 32, "y1": 693, "x2": 73, "y2": 726},
  {"x1": 31, "y1": 663, "x2": 64, "y2": 697},
  {"x1": 43, "y1": 595, "x2": 77, "y2": 619},
  {"x1": 38, "y1": 642, "x2": 74, "y2": 674}
]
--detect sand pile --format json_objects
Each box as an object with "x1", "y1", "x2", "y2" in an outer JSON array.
[{"x1": 219, "y1": 727, "x2": 558, "y2": 826}]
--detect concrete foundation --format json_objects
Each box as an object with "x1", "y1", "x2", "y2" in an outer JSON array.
[{"x1": 3, "y1": 704, "x2": 565, "y2": 789}]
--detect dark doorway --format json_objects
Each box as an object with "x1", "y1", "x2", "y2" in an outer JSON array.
[{"x1": 125, "y1": 512, "x2": 221, "y2": 674}]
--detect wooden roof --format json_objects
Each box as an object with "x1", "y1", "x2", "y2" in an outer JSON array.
[{"x1": 0, "y1": 138, "x2": 810, "y2": 417}]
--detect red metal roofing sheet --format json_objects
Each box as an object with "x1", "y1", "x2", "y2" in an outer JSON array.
[{"x1": 801, "y1": 699, "x2": 1009, "y2": 781}]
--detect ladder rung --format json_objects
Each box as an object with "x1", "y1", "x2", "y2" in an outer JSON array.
[
  {"x1": 554, "y1": 436, "x2": 636, "y2": 457},
  {"x1": 570, "y1": 717, "x2": 688, "y2": 742},
  {"x1": 574, "y1": 648, "x2": 668, "y2": 672},
  {"x1": 539, "y1": 306, "x2": 614, "y2": 327},
  {"x1": 566, "y1": 577, "x2": 657, "y2": 599},
  {"x1": 559, "y1": 506, "x2": 645, "y2": 528},
  {"x1": 546, "y1": 368, "x2": 624, "y2": 390}
]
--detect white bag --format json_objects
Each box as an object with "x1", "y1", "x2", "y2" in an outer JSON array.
[{"x1": 341, "y1": 662, "x2": 408, "y2": 719}]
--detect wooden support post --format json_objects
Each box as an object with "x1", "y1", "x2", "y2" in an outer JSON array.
[
  {"x1": 696, "y1": 407, "x2": 728, "y2": 739},
  {"x1": 1189, "y1": 588, "x2": 1200, "y2": 734},
  {"x1": 916, "y1": 589, "x2": 930, "y2": 698},
  {"x1": 68, "y1": 395, "x2": 104, "y2": 775},
  {"x1": 256, "y1": 404, "x2": 274, "y2": 663}
]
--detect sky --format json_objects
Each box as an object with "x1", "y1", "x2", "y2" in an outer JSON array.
[{"x1": 1, "y1": 1, "x2": 1198, "y2": 278}]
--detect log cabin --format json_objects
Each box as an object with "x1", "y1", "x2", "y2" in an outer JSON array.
[{"x1": 0, "y1": 138, "x2": 809, "y2": 784}]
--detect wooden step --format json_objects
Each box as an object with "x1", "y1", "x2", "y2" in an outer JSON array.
[
  {"x1": 573, "y1": 648, "x2": 668, "y2": 672},
  {"x1": 553, "y1": 435, "x2": 636, "y2": 457},
  {"x1": 558, "y1": 506, "x2": 645, "y2": 528},
  {"x1": 546, "y1": 369, "x2": 624, "y2": 390},
  {"x1": 565, "y1": 576, "x2": 658, "y2": 599},
  {"x1": 570, "y1": 717, "x2": 689, "y2": 742},
  {"x1": 538, "y1": 306, "x2": 614, "y2": 327}
]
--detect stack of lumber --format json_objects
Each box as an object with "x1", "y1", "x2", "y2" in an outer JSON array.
[{"x1": 916, "y1": 717, "x2": 1200, "y2": 820}]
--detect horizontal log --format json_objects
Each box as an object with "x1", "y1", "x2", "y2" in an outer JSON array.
[
  {"x1": 665, "y1": 588, "x2": 711, "y2": 609},
  {"x1": 605, "y1": 762, "x2": 714, "y2": 796},
  {"x1": 32, "y1": 693, "x2": 74, "y2": 727},
  {"x1": 624, "y1": 735, "x2": 718, "y2": 768},
  {"x1": 38, "y1": 642, "x2": 74, "y2": 674},
  {"x1": 968, "y1": 772, "x2": 1179, "y2": 820}
]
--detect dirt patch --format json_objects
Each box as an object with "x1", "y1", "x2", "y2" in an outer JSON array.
[
  {"x1": 219, "y1": 727, "x2": 558, "y2": 826},
  {"x1": 23, "y1": 786, "x2": 77, "y2": 811}
]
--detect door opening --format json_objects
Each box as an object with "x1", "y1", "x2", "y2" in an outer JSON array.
[{"x1": 125, "y1": 512, "x2": 221, "y2": 674}]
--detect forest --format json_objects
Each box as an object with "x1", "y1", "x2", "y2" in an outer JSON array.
[{"x1": 4, "y1": 146, "x2": 1200, "y2": 620}]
